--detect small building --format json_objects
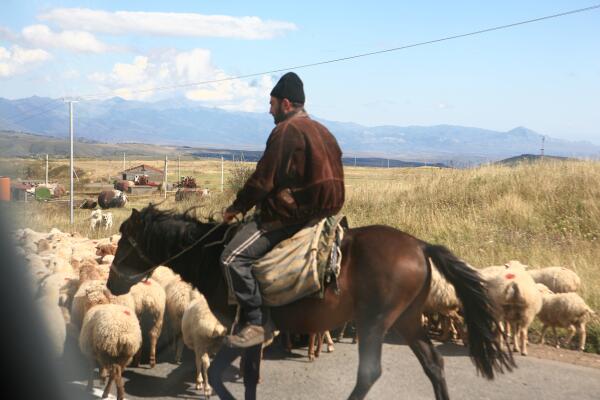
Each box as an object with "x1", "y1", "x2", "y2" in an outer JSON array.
[
  {"x1": 121, "y1": 164, "x2": 164, "y2": 184},
  {"x1": 10, "y1": 182, "x2": 32, "y2": 201},
  {"x1": 128, "y1": 185, "x2": 156, "y2": 195}
]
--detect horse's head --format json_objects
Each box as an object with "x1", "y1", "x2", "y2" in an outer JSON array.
[{"x1": 107, "y1": 208, "x2": 156, "y2": 295}]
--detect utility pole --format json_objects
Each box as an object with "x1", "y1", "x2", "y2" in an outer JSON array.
[
  {"x1": 387, "y1": 159, "x2": 390, "y2": 168},
  {"x1": 221, "y1": 156, "x2": 224, "y2": 192},
  {"x1": 122, "y1": 152, "x2": 126, "y2": 170},
  {"x1": 65, "y1": 99, "x2": 78, "y2": 226},
  {"x1": 354, "y1": 156, "x2": 356, "y2": 167},
  {"x1": 177, "y1": 155, "x2": 181, "y2": 182},
  {"x1": 163, "y1": 155, "x2": 168, "y2": 199},
  {"x1": 45, "y1": 154, "x2": 48, "y2": 185},
  {"x1": 540, "y1": 136, "x2": 545, "y2": 158}
]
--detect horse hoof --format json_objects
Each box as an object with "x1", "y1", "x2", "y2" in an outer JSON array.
[{"x1": 327, "y1": 345, "x2": 335, "y2": 353}]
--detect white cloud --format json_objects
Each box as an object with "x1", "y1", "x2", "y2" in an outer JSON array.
[
  {"x1": 0, "y1": 26, "x2": 18, "y2": 42},
  {"x1": 88, "y1": 49, "x2": 274, "y2": 111},
  {"x1": 0, "y1": 45, "x2": 51, "y2": 78},
  {"x1": 39, "y1": 8, "x2": 296, "y2": 39},
  {"x1": 21, "y1": 24, "x2": 115, "y2": 53}
]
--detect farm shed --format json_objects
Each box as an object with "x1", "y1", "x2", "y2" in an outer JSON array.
[
  {"x1": 121, "y1": 164, "x2": 164, "y2": 184},
  {"x1": 128, "y1": 185, "x2": 156, "y2": 195}
]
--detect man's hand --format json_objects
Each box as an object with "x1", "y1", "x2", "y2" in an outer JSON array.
[{"x1": 223, "y1": 206, "x2": 238, "y2": 223}]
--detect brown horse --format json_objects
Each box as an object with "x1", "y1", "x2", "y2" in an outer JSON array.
[{"x1": 107, "y1": 205, "x2": 514, "y2": 400}]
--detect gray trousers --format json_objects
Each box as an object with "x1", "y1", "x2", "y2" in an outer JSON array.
[{"x1": 220, "y1": 219, "x2": 304, "y2": 325}]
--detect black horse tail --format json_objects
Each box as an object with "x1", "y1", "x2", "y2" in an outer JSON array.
[{"x1": 423, "y1": 243, "x2": 515, "y2": 379}]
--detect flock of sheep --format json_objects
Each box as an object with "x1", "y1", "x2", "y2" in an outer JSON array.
[
  {"x1": 14, "y1": 227, "x2": 226, "y2": 400},
  {"x1": 425, "y1": 259, "x2": 596, "y2": 355},
  {"x1": 12, "y1": 227, "x2": 598, "y2": 399}
]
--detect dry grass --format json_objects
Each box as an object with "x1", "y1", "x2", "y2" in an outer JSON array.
[{"x1": 4, "y1": 157, "x2": 600, "y2": 351}]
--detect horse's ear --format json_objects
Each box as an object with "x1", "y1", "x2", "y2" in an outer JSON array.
[{"x1": 130, "y1": 208, "x2": 141, "y2": 223}]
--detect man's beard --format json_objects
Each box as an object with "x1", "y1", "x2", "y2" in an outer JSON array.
[{"x1": 272, "y1": 103, "x2": 287, "y2": 124}]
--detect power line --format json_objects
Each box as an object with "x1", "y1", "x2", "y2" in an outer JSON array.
[{"x1": 76, "y1": 3, "x2": 600, "y2": 101}]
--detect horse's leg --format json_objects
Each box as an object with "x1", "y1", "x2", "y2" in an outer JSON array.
[
  {"x1": 207, "y1": 346, "x2": 243, "y2": 400},
  {"x1": 394, "y1": 313, "x2": 449, "y2": 400},
  {"x1": 242, "y1": 344, "x2": 261, "y2": 400},
  {"x1": 347, "y1": 320, "x2": 385, "y2": 400}
]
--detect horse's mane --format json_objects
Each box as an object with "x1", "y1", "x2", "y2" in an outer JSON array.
[{"x1": 136, "y1": 204, "x2": 220, "y2": 262}]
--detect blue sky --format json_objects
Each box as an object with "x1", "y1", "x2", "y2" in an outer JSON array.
[{"x1": 1, "y1": 1, "x2": 599, "y2": 143}]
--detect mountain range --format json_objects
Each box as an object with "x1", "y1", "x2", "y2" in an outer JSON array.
[{"x1": 1, "y1": 96, "x2": 598, "y2": 163}]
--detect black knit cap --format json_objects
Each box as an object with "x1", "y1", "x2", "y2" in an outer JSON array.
[{"x1": 270, "y1": 72, "x2": 305, "y2": 104}]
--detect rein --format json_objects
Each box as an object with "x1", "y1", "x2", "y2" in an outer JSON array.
[{"x1": 110, "y1": 222, "x2": 230, "y2": 284}]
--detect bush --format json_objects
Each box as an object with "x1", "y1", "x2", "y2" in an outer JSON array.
[{"x1": 226, "y1": 162, "x2": 254, "y2": 195}]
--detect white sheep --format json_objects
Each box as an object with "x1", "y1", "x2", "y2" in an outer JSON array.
[
  {"x1": 165, "y1": 278, "x2": 197, "y2": 362},
  {"x1": 129, "y1": 278, "x2": 166, "y2": 368},
  {"x1": 528, "y1": 266, "x2": 581, "y2": 293},
  {"x1": 35, "y1": 279, "x2": 67, "y2": 359},
  {"x1": 536, "y1": 289, "x2": 595, "y2": 351},
  {"x1": 486, "y1": 264, "x2": 542, "y2": 355},
  {"x1": 423, "y1": 263, "x2": 461, "y2": 341},
  {"x1": 182, "y1": 292, "x2": 228, "y2": 396},
  {"x1": 151, "y1": 266, "x2": 178, "y2": 289},
  {"x1": 70, "y1": 280, "x2": 135, "y2": 333},
  {"x1": 46, "y1": 256, "x2": 75, "y2": 275},
  {"x1": 79, "y1": 303, "x2": 142, "y2": 400}
]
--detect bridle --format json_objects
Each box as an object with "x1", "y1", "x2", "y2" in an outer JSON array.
[{"x1": 110, "y1": 222, "x2": 231, "y2": 285}]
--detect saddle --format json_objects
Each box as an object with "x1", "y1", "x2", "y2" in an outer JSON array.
[{"x1": 225, "y1": 215, "x2": 347, "y2": 306}]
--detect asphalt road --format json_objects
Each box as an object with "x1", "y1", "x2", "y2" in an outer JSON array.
[{"x1": 62, "y1": 339, "x2": 600, "y2": 400}]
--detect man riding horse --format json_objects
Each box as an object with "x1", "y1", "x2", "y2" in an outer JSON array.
[{"x1": 221, "y1": 72, "x2": 345, "y2": 348}]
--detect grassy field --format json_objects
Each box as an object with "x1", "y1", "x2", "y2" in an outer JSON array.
[{"x1": 2, "y1": 157, "x2": 599, "y2": 352}]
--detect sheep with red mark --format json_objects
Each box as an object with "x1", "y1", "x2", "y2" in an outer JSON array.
[
  {"x1": 70, "y1": 280, "x2": 135, "y2": 333},
  {"x1": 129, "y1": 278, "x2": 166, "y2": 368},
  {"x1": 486, "y1": 264, "x2": 542, "y2": 355},
  {"x1": 79, "y1": 304, "x2": 142, "y2": 400}
]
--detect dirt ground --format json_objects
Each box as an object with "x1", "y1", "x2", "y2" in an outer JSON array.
[{"x1": 526, "y1": 343, "x2": 600, "y2": 370}]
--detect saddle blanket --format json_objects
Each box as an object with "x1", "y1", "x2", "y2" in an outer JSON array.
[{"x1": 226, "y1": 215, "x2": 345, "y2": 306}]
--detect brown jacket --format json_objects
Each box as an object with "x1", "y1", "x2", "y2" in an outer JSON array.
[{"x1": 230, "y1": 111, "x2": 345, "y2": 226}]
